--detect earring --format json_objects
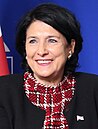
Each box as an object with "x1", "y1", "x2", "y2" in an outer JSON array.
[{"x1": 68, "y1": 51, "x2": 72, "y2": 59}]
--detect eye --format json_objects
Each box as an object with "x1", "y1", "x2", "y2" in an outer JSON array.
[
  {"x1": 29, "y1": 39, "x2": 37, "y2": 44},
  {"x1": 48, "y1": 39, "x2": 58, "y2": 43}
]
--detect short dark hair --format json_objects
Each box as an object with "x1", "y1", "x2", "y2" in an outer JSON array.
[{"x1": 16, "y1": 3, "x2": 83, "y2": 75}]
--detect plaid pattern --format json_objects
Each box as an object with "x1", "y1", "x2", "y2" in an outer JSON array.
[{"x1": 24, "y1": 72, "x2": 75, "y2": 129}]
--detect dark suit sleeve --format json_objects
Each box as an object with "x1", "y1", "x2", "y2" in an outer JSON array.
[
  {"x1": 0, "y1": 107, "x2": 11, "y2": 129},
  {"x1": 94, "y1": 76, "x2": 98, "y2": 114},
  {"x1": 0, "y1": 76, "x2": 11, "y2": 129}
]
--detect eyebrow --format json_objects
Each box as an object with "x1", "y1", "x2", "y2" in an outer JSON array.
[
  {"x1": 47, "y1": 36, "x2": 60, "y2": 39},
  {"x1": 26, "y1": 35, "x2": 60, "y2": 40},
  {"x1": 26, "y1": 36, "x2": 38, "y2": 40}
]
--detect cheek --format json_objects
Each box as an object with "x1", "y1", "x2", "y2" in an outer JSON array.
[
  {"x1": 25, "y1": 45, "x2": 35, "y2": 58},
  {"x1": 25, "y1": 45, "x2": 29, "y2": 56},
  {"x1": 55, "y1": 47, "x2": 69, "y2": 66},
  {"x1": 52, "y1": 46, "x2": 68, "y2": 58}
]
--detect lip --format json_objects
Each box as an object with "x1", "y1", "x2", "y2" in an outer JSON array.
[{"x1": 35, "y1": 59, "x2": 53, "y2": 65}]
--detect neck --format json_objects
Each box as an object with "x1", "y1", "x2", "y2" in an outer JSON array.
[{"x1": 33, "y1": 74, "x2": 64, "y2": 87}]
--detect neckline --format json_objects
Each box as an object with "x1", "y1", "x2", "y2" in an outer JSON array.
[
  {"x1": 24, "y1": 71, "x2": 68, "y2": 88},
  {"x1": 24, "y1": 71, "x2": 76, "y2": 95}
]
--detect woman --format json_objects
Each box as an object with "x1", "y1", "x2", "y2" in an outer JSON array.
[{"x1": 0, "y1": 3, "x2": 98, "y2": 129}]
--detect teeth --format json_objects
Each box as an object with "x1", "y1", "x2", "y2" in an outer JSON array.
[{"x1": 37, "y1": 60, "x2": 51, "y2": 64}]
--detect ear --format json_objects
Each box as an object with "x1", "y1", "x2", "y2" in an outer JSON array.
[{"x1": 70, "y1": 39, "x2": 76, "y2": 54}]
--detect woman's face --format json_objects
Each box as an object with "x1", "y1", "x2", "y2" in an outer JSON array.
[{"x1": 25, "y1": 20, "x2": 75, "y2": 85}]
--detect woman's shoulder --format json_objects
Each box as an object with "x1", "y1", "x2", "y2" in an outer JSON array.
[
  {"x1": 74, "y1": 72, "x2": 98, "y2": 88},
  {"x1": 0, "y1": 74, "x2": 24, "y2": 105},
  {"x1": 75, "y1": 72, "x2": 98, "y2": 79},
  {"x1": 0, "y1": 73, "x2": 23, "y2": 89},
  {"x1": 0, "y1": 73, "x2": 23, "y2": 81}
]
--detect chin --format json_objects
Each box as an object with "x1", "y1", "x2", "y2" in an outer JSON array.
[
  {"x1": 38, "y1": 74, "x2": 52, "y2": 78},
  {"x1": 35, "y1": 72, "x2": 54, "y2": 78}
]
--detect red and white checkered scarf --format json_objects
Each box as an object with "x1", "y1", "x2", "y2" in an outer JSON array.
[{"x1": 24, "y1": 71, "x2": 75, "y2": 129}]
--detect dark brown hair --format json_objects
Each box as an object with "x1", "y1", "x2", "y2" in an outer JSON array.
[{"x1": 16, "y1": 3, "x2": 83, "y2": 74}]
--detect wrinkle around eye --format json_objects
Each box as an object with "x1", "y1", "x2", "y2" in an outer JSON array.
[
  {"x1": 48, "y1": 39, "x2": 58, "y2": 44},
  {"x1": 28, "y1": 39, "x2": 38, "y2": 45}
]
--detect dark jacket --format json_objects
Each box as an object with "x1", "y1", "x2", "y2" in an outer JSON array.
[{"x1": 0, "y1": 72, "x2": 98, "y2": 129}]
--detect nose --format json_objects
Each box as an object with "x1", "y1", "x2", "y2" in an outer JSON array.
[{"x1": 37, "y1": 42, "x2": 49, "y2": 56}]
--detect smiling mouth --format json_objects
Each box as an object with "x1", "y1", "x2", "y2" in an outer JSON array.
[{"x1": 36, "y1": 59, "x2": 53, "y2": 64}]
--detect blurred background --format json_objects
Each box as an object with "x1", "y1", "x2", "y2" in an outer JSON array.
[{"x1": 0, "y1": 0, "x2": 98, "y2": 75}]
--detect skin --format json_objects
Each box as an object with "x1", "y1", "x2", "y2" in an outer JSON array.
[{"x1": 25, "y1": 20, "x2": 75, "y2": 86}]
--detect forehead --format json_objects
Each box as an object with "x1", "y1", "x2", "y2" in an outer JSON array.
[{"x1": 27, "y1": 20, "x2": 59, "y2": 34}]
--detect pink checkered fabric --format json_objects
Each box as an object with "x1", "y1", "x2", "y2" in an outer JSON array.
[{"x1": 24, "y1": 72, "x2": 75, "y2": 129}]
